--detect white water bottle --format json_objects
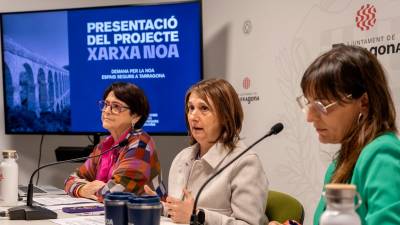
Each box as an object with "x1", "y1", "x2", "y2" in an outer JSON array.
[
  {"x1": 0, "y1": 150, "x2": 19, "y2": 206},
  {"x1": 320, "y1": 183, "x2": 362, "y2": 225}
]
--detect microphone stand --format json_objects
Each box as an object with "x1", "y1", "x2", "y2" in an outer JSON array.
[
  {"x1": 8, "y1": 139, "x2": 128, "y2": 220},
  {"x1": 190, "y1": 123, "x2": 283, "y2": 225}
]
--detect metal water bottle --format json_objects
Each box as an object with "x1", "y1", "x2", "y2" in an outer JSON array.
[
  {"x1": 0, "y1": 150, "x2": 19, "y2": 206},
  {"x1": 320, "y1": 183, "x2": 362, "y2": 225}
]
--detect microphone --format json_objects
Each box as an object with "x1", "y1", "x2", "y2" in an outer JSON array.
[
  {"x1": 190, "y1": 122, "x2": 284, "y2": 225},
  {"x1": 7, "y1": 139, "x2": 129, "y2": 220}
]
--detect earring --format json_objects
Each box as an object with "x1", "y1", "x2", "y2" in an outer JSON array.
[
  {"x1": 357, "y1": 113, "x2": 363, "y2": 124},
  {"x1": 131, "y1": 120, "x2": 136, "y2": 130}
]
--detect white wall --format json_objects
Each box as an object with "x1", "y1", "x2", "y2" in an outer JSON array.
[
  {"x1": 1, "y1": 1, "x2": 400, "y2": 225},
  {"x1": 203, "y1": 1, "x2": 400, "y2": 225}
]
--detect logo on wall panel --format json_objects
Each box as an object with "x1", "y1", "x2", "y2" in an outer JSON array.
[
  {"x1": 337, "y1": 2, "x2": 399, "y2": 58},
  {"x1": 239, "y1": 77, "x2": 260, "y2": 104},
  {"x1": 243, "y1": 20, "x2": 252, "y2": 34},
  {"x1": 243, "y1": 77, "x2": 251, "y2": 89},
  {"x1": 356, "y1": 4, "x2": 376, "y2": 31}
]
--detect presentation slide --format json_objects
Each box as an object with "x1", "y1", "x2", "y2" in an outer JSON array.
[{"x1": 1, "y1": 2, "x2": 201, "y2": 134}]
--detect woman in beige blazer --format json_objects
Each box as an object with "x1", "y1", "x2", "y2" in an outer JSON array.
[{"x1": 147, "y1": 78, "x2": 268, "y2": 225}]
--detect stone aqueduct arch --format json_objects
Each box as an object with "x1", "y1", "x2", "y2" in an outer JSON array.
[{"x1": 3, "y1": 37, "x2": 70, "y2": 117}]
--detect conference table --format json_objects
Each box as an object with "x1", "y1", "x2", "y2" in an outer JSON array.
[
  {"x1": 0, "y1": 195, "x2": 184, "y2": 225},
  {"x1": 0, "y1": 215, "x2": 179, "y2": 225}
]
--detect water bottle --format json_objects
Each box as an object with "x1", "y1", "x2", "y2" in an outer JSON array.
[
  {"x1": 320, "y1": 183, "x2": 362, "y2": 225},
  {"x1": 0, "y1": 150, "x2": 19, "y2": 206},
  {"x1": 104, "y1": 192, "x2": 133, "y2": 225},
  {"x1": 127, "y1": 195, "x2": 162, "y2": 225}
]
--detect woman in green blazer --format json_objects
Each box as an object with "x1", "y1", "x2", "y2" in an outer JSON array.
[{"x1": 271, "y1": 44, "x2": 400, "y2": 225}]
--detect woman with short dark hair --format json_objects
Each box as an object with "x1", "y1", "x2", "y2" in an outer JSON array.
[{"x1": 64, "y1": 82, "x2": 164, "y2": 202}]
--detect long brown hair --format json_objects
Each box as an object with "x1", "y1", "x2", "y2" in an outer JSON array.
[
  {"x1": 185, "y1": 78, "x2": 243, "y2": 150},
  {"x1": 301, "y1": 45, "x2": 397, "y2": 183}
]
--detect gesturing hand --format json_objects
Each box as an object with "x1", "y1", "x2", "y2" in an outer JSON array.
[
  {"x1": 165, "y1": 188, "x2": 194, "y2": 224},
  {"x1": 144, "y1": 184, "x2": 167, "y2": 209},
  {"x1": 79, "y1": 180, "x2": 105, "y2": 201},
  {"x1": 144, "y1": 184, "x2": 157, "y2": 195}
]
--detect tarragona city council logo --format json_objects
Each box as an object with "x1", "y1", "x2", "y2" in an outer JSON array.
[
  {"x1": 356, "y1": 4, "x2": 376, "y2": 31},
  {"x1": 242, "y1": 77, "x2": 251, "y2": 89},
  {"x1": 239, "y1": 77, "x2": 259, "y2": 104}
]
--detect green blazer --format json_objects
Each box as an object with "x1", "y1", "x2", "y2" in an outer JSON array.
[{"x1": 314, "y1": 132, "x2": 400, "y2": 225}]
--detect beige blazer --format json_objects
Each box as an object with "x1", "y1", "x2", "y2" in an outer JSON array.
[{"x1": 168, "y1": 141, "x2": 268, "y2": 225}]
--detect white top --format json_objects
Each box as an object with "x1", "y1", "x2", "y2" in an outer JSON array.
[{"x1": 168, "y1": 141, "x2": 268, "y2": 225}]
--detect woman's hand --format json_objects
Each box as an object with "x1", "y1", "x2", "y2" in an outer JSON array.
[
  {"x1": 144, "y1": 184, "x2": 157, "y2": 195},
  {"x1": 79, "y1": 180, "x2": 105, "y2": 201},
  {"x1": 144, "y1": 184, "x2": 167, "y2": 211},
  {"x1": 165, "y1": 189, "x2": 194, "y2": 224}
]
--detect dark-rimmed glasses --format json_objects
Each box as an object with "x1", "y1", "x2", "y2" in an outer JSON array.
[
  {"x1": 296, "y1": 94, "x2": 352, "y2": 115},
  {"x1": 98, "y1": 100, "x2": 130, "y2": 114}
]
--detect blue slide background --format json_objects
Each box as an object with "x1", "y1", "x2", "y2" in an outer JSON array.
[
  {"x1": 1, "y1": 2, "x2": 201, "y2": 134},
  {"x1": 68, "y1": 2, "x2": 201, "y2": 133}
]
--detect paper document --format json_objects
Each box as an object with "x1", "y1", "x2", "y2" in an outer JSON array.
[
  {"x1": 50, "y1": 216, "x2": 178, "y2": 225},
  {"x1": 51, "y1": 215, "x2": 104, "y2": 225},
  {"x1": 34, "y1": 196, "x2": 95, "y2": 206}
]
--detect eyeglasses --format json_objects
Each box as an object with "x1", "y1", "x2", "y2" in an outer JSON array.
[
  {"x1": 296, "y1": 94, "x2": 352, "y2": 115},
  {"x1": 98, "y1": 100, "x2": 130, "y2": 114}
]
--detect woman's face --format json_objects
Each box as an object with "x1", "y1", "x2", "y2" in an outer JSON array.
[
  {"x1": 101, "y1": 91, "x2": 136, "y2": 136},
  {"x1": 305, "y1": 95, "x2": 361, "y2": 144},
  {"x1": 187, "y1": 92, "x2": 222, "y2": 152}
]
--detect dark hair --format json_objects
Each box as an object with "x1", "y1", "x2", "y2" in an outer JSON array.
[
  {"x1": 301, "y1": 44, "x2": 397, "y2": 183},
  {"x1": 103, "y1": 82, "x2": 149, "y2": 129},
  {"x1": 185, "y1": 78, "x2": 243, "y2": 150}
]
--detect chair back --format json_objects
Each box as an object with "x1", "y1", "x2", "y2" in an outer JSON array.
[{"x1": 265, "y1": 190, "x2": 304, "y2": 224}]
